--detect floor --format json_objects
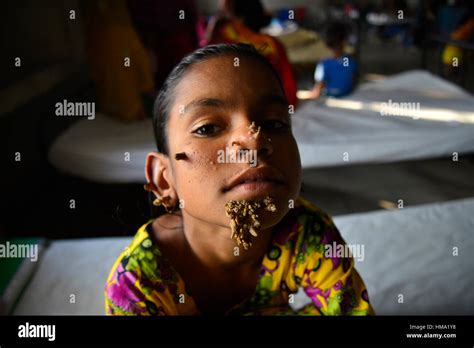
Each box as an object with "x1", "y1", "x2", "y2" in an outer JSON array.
[{"x1": 301, "y1": 155, "x2": 474, "y2": 216}]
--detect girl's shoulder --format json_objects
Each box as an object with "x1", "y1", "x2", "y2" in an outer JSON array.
[
  {"x1": 119, "y1": 221, "x2": 157, "y2": 263},
  {"x1": 270, "y1": 197, "x2": 345, "y2": 265},
  {"x1": 294, "y1": 196, "x2": 344, "y2": 252},
  {"x1": 295, "y1": 196, "x2": 335, "y2": 223},
  {"x1": 105, "y1": 221, "x2": 182, "y2": 315},
  {"x1": 106, "y1": 220, "x2": 179, "y2": 290}
]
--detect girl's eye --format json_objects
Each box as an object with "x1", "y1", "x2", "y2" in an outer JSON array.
[
  {"x1": 261, "y1": 119, "x2": 289, "y2": 131},
  {"x1": 192, "y1": 124, "x2": 221, "y2": 136}
]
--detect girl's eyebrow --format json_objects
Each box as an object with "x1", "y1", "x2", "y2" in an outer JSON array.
[
  {"x1": 182, "y1": 94, "x2": 288, "y2": 115},
  {"x1": 182, "y1": 98, "x2": 225, "y2": 115}
]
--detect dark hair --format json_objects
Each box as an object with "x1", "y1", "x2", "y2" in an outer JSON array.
[
  {"x1": 233, "y1": 0, "x2": 272, "y2": 32},
  {"x1": 324, "y1": 21, "x2": 350, "y2": 49},
  {"x1": 152, "y1": 43, "x2": 284, "y2": 155}
]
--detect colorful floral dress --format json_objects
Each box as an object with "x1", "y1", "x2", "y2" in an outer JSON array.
[{"x1": 105, "y1": 197, "x2": 374, "y2": 315}]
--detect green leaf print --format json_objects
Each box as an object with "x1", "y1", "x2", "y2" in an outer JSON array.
[
  {"x1": 325, "y1": 297, "x2": 342, "y2": 315},
  {"x1": 260, "y1": 276, "x2": 273, "y2": 290}
]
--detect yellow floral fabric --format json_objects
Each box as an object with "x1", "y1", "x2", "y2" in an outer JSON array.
[{"x1": 105, "y1": 197, "x2": 374, "y2": 315}]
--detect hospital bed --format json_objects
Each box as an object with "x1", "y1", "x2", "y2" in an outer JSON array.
[
  {"x1": 8, "y1": 197, "x2": 474, "y2": 315},
  {"x1": 294, "y1": 70, "x2": 474, "y2": 168}
]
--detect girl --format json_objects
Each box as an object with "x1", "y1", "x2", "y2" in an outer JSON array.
[{"x1": 105, "y1": 43, "x2": 374, "y2": 315}]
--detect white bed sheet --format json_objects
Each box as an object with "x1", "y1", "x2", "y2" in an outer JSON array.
[
  {"x1": 333, "y1": 197, "x2": 474, "y2": 315},
  {"x1": 13, "y1": 198, "x2": 474, "y2": 315},
  {"x1": 48, "y1": 70, "x2": 474, "y2": 183},
  {"x1": 48, "y1": 115, "x2": 155, "y2": 183},
  {"x1": 294, "y1": 70, "x2": 474, "y2": 168},
  {"x1": 13, "y1": 237, "x2": 130, "y2": 315}
]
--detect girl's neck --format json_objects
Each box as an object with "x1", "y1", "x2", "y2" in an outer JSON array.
[{"x1": 180, "y1": 211, "x2": 272, "y2": 272}]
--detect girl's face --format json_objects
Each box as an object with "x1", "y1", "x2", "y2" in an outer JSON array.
[{"x1": 165, "y1": 55, "x2": 302, "y2": 229}]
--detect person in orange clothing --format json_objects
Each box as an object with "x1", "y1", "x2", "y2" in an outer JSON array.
[
  {"x1": 85, "y1": 0, "x2": 155, "y2": 122},
  {"x1": 442, "y1": 17, "x2": 474, "y2": 66},
  {"x1": 204, "y1": 0, "x2": 298, "y2": 107}
]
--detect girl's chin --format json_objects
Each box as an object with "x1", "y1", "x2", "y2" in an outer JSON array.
[{"x1": 222, "y1": 197, "x2": 289, "y2": 223}]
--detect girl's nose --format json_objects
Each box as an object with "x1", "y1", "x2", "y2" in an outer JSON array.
[{"x1": 228, "y1": 121, "x2": 273, "y2": 159}]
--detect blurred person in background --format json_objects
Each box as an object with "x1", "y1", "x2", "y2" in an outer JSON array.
[
  {"x1": 85, "y1": 0, "x2": 155, "y2": 122},
  {"x1": 310, "y1": 21, "x2": 357, "y2": 98},
  {"x1": 127, "y1": 0, "x2": 202, "y2": 89},
  {"x1": 204, "y1": 0, "x2": 297, "y2": 107}
]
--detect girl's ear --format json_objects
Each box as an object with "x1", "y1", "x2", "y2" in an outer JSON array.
[{"x1": 145, "y1": 152, "x2": 178, "y2": 207}]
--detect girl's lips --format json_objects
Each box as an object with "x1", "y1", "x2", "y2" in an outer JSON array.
[
  {"x1": 229, "y1": 180, "x2": 283, "y2": 193},
  {"x1": 223, "y1": 166, "x2": 286, "y2": 193}
]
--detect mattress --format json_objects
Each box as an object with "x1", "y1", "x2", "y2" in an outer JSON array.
[
  {"x1": 295, "y1": 197, "x2": 474, "y2": 315},
  {"x1": 12, "y1": 197, "x2": 474, "y2": 315},
  {"x1": 48, "y1": 115, "x2": 155, "y2": 183},
  {"x1": 294, "y1": 70, "x2": 474, "y2": 168},
  {"x1": 48, "y1": 70, "x2": 474, "y2": 183},
  {"x1": 12, "y1": 237, "x2": 130, "y2": 315}
]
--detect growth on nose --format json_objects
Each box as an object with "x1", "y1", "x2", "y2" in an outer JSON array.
[
  {"x1": 226, "y1": 121, "x2": 273, "y2": 164},
  {"x1": 248, "y1": 121, "x2": 261, "y2": 139}
]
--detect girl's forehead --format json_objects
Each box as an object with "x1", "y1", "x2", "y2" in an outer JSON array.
[{"x1": 174, "y1": 56, "x2": 283, "y2": 103}]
